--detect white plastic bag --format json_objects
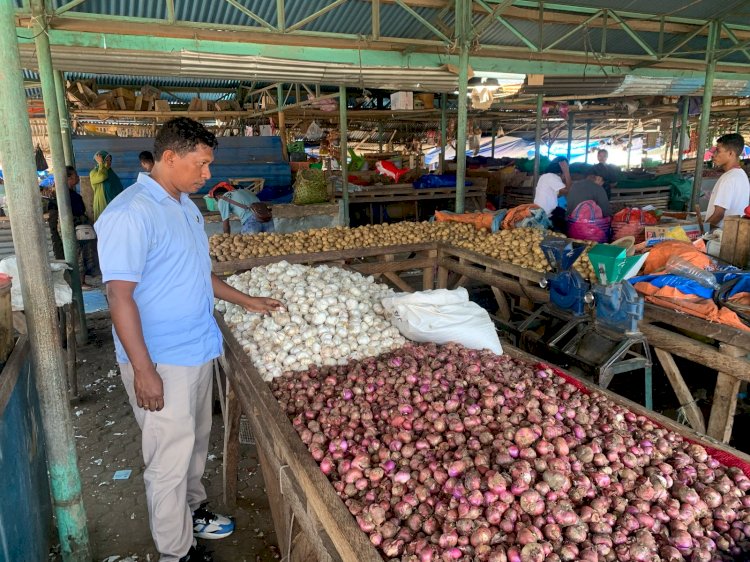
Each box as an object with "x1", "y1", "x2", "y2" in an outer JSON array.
[
  {"x1": 382, "y1": 287, "x2": 503, "y2": 355},
  {"x1": 0, "y1": 256, "x2": 72, "y2": 311}
]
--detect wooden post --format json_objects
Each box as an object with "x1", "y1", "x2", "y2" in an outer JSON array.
[
  {"x1": 654, "y1": 348, "x2": 705, "y2": 433},
  {"x1": 0, "y1": 276, "x2": 13, "y2": 365},
  {"x1": 676, "y1": 97, "x2": 689, "y2": 175},
  {"x1": 277, "y1": 83, "x2": 288, "y2": 161},
  {"x1": 707, "y1": 345, "x2": 747, "y2": 443}
]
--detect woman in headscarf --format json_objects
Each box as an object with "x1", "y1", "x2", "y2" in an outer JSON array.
[{"x1": 90, "y1": 150, "x2": 124, "y2": 221}]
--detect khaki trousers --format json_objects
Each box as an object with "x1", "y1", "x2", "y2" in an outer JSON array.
[{"x1": 120, "y1": 360, "x2": 214, "y2": 561}]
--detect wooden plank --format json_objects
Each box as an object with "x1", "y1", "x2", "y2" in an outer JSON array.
[
  {"x1": 707, "y1": 345, "x2": 748, "y2": 443},
  {"x1": 222, "y1": 374, "x2": 241, "y2": 510},
  {"x1": 422, "y1": 249, "x2": 437, "y2": 290},
  {"x1": 644, "y1": 304, "x2": 750, "y2": 349},
  {"x1": 490, "y1": 281, "x2": 512, "y2": 322},
  {"x1": 272, "y1": 203, "x2": 341, "y2": 219},
  {"x1": 654, "y1": 348, "x2": 706, "y2": 433},
  {"x1": 351, "y1": 257, "x2": 434, "y2": 276},
  {"x1": 639, "y1": 324, "x2": 750, "y2": 382},
  {"x1": 0, "y1": 338, "x2": 27, "y2": 413},
  {"x1": 438, "y1": 257, "x2": 548, "y2": 303},
  {"x1": 439, "y1": 245, "x2": 545, "y2": 284},
  {"x1": 719, "y1": 217, "x2": 750, "y2": 268},
  {"x1": 257, "y1": 446, "x2": 292, "y2": 556},
  {"x1": 65, "y1": 305, "x2": 77, "y2": 399},
  {"x1": 503, "y1": 345, "x2": 750, "y2": 466},
  {"x1": 217, "y1": 314, "x2": 382, "y2": 562},
  {"x1": 383, "y1": 271, "x2": 414, "y2": 292},
  {"x1": 212, "y1": 242, "x2": 438, "y2": 274}
]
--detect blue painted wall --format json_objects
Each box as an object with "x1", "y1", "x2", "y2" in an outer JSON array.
[
  {"x1": 0, "y1": 342, "x2": 51, "y2": 561},
  {"x1": 72, "y1": 136, "x2": 292, "y2": 195}
]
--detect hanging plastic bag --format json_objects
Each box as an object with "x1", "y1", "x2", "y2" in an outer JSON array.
[{"x1": 305, "y1": 120, "x2": 324, "y2": 140}]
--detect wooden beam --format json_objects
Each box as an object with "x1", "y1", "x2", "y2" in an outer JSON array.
[
  {"x1": 639, "y1": 324, "x2": 750, "y2": 383},
  {"x1": 653, "y1": 348, "x2": 706, "y2": 433}
]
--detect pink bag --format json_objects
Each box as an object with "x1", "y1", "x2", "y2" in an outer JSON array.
[{"x1": 569, "y1": 200, "x2": 603, "y2": 220}]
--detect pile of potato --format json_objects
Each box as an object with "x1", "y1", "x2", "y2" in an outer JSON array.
[
  {"x1": 209, "y1": 222, "x2": 595, "y2": 281},
  {"x1": 450, "y1": 228, "x2": 596, "y2": 282}
]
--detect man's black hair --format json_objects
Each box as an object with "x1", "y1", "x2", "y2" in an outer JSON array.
[
  {"x1": 597, "y1": 148, "x2": 609, "y2": 156},
  {"x1": 153, "y1": 118, "x2": 218, "y2": 160},
  {"x1": 546, "y1": 156, "x2": 568, "y2": 175},
  {"x1": 65, "y1": 165, "x2": 77, "y2": 177},
  {"x1": 139, "y1": 150, "x2": 154, "y2": 163},
  {"x1": 212, "y1": 187, "x2": 230, "y2": 199},
  {"x1": 716, "y1": 133, "x2": 745, "y2": 158}
]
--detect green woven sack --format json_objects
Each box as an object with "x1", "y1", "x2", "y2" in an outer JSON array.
[{"x1": 293, "y1": 169, "x2": 329, "y2": 205}]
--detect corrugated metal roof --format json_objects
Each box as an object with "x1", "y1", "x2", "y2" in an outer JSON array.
[
  {"x1": 37, "y1": 0, "x2": 748, "y2": 28},
  {"x1": 18, "y1": 44, "x2": 462, "y2": 92}
]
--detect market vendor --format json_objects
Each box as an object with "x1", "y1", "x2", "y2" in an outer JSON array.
[
  {"x1": 591, "y1": 148, "x2": 619, "y2": 199},
  {"x1": 533, "y1": 157, "x2": 572, "y2": 215},
  {"x1": 566, "y1": 165, "x2": 612, "y2": 217},
  {"x1": 208, "y1": 182, "x2": 274, "y2": 235},
  {"x1": 48, "y1": 166, "x2": 97, "y2": 288},
  {"x1": 705, "y1": 133, "x2": 750, "y2": 229},
  {"x1": 90, "y1": 150, "x2": 124, "y2": 222}
]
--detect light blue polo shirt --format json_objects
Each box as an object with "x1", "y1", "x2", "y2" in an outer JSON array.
[{"x1": 95, "y1": 173, "x2": 222, "y2": 366}]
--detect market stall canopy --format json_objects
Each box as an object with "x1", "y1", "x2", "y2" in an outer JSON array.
[{"x1": 13, "y1": 0, "x2": 750, "y2": 79}]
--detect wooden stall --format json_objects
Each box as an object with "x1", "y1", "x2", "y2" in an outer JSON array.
[
  {"x1": 344, "y1": 179, "x2": 488, "y2": 223},
  {"x1": 217, "y1": 309, "x2": 750, "y2": 562},
  {"x1": 214, "y1": 241, "x2": 750, "y2": 445}
]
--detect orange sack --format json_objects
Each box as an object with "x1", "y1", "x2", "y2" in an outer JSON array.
[
  {"x1": 642, "y1": 240, "x2": 711, "y2": 275},
  {"x1": 434, "y1": 211, "x2": 495, "y2": 231}
]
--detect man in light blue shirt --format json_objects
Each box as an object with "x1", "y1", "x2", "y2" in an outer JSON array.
[{"x1": 95, "y1": 118, "x2": 283, "y2": 562}]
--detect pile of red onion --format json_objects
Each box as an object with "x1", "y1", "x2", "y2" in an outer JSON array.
[{"x1": 270, "y1": 342, "x2": 750, "y2": 561}]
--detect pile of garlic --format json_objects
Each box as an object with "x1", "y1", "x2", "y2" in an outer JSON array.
[{"x1": 217, "y1": 261, "x2": 407, "y2": 381}]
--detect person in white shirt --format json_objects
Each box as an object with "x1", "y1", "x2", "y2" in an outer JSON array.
[
  {"x1": 706, "y1": 133, "x2": 749, "y2": 229},
  {"x1": 533, "y1": 157, "x2": 572, "y2": 215}
]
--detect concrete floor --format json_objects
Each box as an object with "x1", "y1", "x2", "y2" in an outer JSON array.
[{"x1": 49, "y1": 315, "x2": 280, "y2": 562}]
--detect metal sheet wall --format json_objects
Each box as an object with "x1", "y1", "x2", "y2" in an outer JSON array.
[
  {"x1": 0, "y1": 341, "x2": 52, "y2": 561},
  {"x1": 72, "y1": 136, "x2": 292, "y2": 194}
]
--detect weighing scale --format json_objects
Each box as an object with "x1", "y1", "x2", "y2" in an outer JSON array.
[
  {"x1": 515, "y1": 238, "x2": 591, "y2": 350},
  {"x1": 514, "y1": 238, "x2": 653, "y2": 409}
]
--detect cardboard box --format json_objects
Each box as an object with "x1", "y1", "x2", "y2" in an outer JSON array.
[
  {"x1": 414, "y1": 93, "x2": 434, "y2": 109},
  {"x1": 390, "y1": 91, "x2": 413, "y2": 110},
  {"x1": 644, "y1": 223, "x2": 702, "y2": 242}
]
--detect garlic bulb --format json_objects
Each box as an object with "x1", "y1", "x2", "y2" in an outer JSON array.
[{"x1": 220, "y1": 261, "x2": 406, "y2": 381}]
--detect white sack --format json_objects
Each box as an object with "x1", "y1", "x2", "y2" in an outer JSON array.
[
  {"x1": 0, "y1": 256, "x2": 72, "y2": 311},
  {"x1": 382, "y1": 287, "x2": 503, "y2": 355}
]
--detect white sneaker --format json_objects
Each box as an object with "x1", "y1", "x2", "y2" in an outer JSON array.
[{"x1": 192, "y1": 503, "x2": 235, "y2": 539}]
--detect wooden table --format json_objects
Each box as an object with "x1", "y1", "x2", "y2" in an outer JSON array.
[
  {"x1": 214, "y1": 241, "x2": 750, "y2": 444},
  {"x1": 343, "y1": 179, "x2": 488, "y2": 223},
  {"x1": 217, "y1": 312, "x2": 750, "y2": 562}
]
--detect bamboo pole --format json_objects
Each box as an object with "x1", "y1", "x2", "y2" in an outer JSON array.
[
  {"x1": 455, "y1": 0, "x2": 470, "y2": 214},
  {"x1": 32, "y1": 0, "x2": 87, "y2": 344},
  {"x1": 0, "y1": 0, "x2": 91, "y2": 559},
  {"x1": 690, "y1": 20, "x2": 719, "y2": 212},
  {"x1": 439, "y1": 92, "x2": 447, "y2": 173},
  {"x1": 676, "y1": 96, "x2": 690, "y2": 176},
  {"x1": 53, "y1": 70, "x2": 74, "y2": 166},
  {"x1": 339, "y1": 85, "x2": 349, "y2": 226},
  {"x1": 533, "y1": 94, "x2": 543, "y2": 185}
]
